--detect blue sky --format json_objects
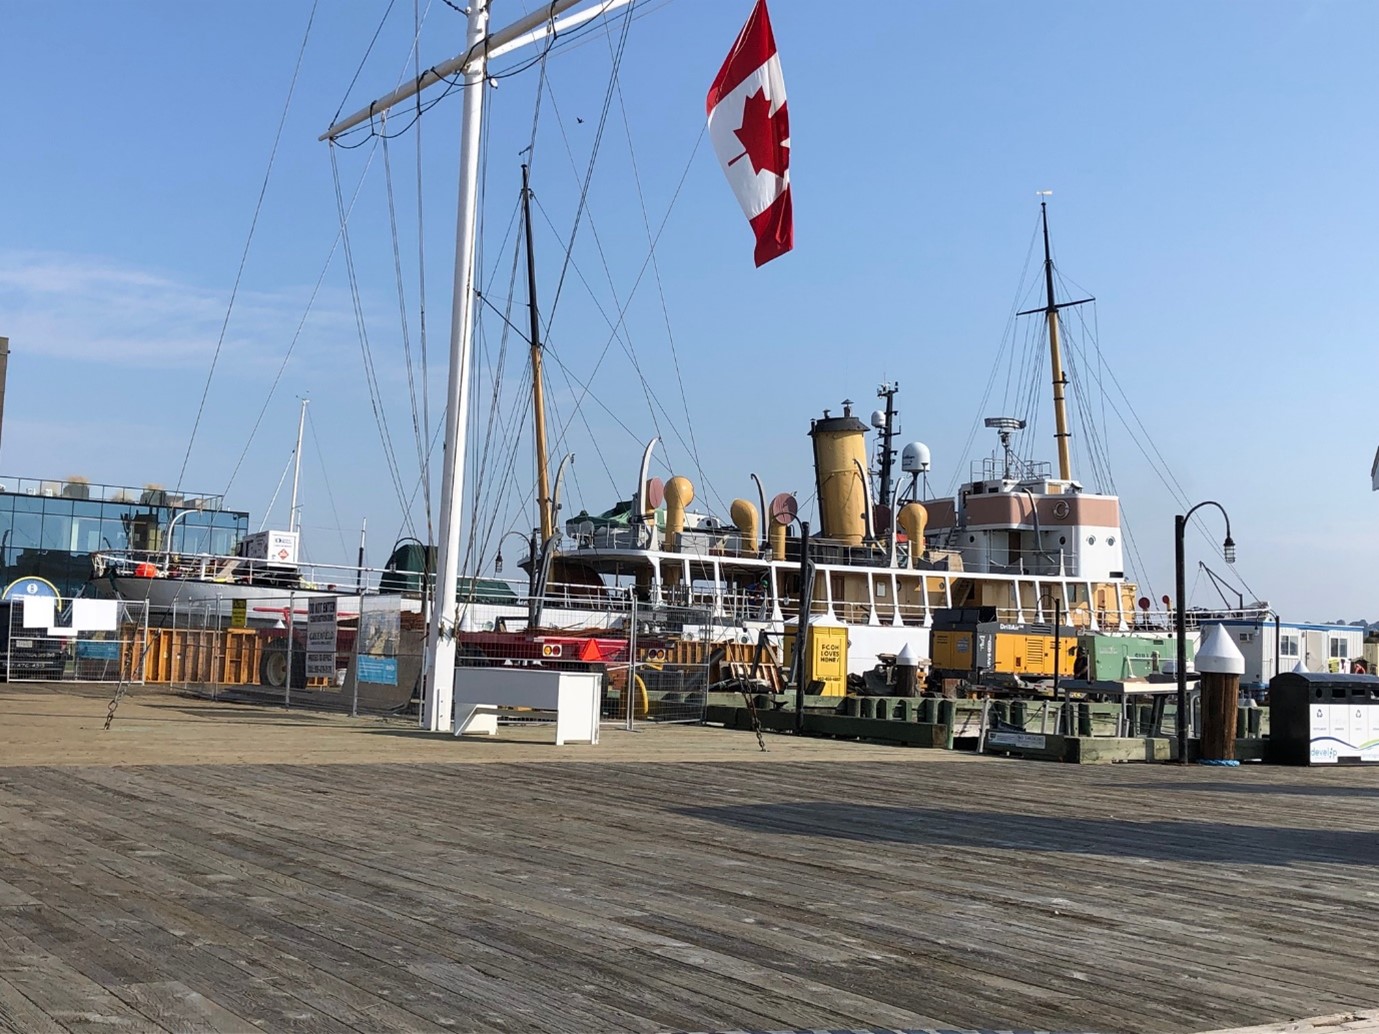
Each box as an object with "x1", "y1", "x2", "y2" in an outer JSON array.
[{"x1": 1, "y1": 0, "x2": 1375, "y2": 621}]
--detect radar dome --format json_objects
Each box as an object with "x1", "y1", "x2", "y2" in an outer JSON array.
[{"x1": 901, "y1": 442, "x2": 931, "y2": 473}]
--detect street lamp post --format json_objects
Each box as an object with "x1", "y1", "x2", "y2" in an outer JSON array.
[{"x1": 1174, "y1": 501, "x2": 1236, "y2": 765}]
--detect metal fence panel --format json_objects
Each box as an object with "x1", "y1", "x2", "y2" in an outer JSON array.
[
  {"x1": 5, "y1": 598, "x2": 147, "y2": 683},
  {"x1": 149, "y1": 587, "x2": 728, "y2": 728},
  {"x1": 159, "y1": 591, "x2": 425, "y2": 716},
  {"x1": 451, "y1": 594, "x2": 715, "y2": 727}
]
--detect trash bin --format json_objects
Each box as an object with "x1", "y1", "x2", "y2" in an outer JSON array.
[{"x1": 1268, "y1": 671, "x2": 1379, "y2": 765}]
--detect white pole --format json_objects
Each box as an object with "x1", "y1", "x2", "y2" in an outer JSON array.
[
  {"x1": 318, "y1": 0, "x2": 624, "y2": 142},
  {"x1": 424, "y1": 0, "x2": 489, "y2": 733},
  {"x1": 288, "y1": 398, "x2": 308, "y2": 536}
]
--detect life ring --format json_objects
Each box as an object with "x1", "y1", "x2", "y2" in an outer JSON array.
[{"x1": 1052, "y1": 500, "x2": 1070, "y2": 520}]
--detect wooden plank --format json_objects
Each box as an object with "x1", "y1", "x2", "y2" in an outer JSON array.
[
  {"x1": 0, "y1": 915, "x2": 160, "y2": 1034},
  {"x1": 0, "y1": 879, "x2": 37, "y2": 909},
  {"x1": 0, "y1": 973, "x2": 65, "y2": 1034},
  {"x1": 11, "y1": 694, "x2": 1379, "y2": 1032},
  {"x1": 109, "y1": 980, "x2": 255, "y2": 1034}
]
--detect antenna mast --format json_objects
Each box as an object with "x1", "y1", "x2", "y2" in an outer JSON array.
[
  {"x1": 523, "y1": 165, "x2": 554, "y2": 542},
  {"x1": 1017, "y1": 193, "x2": 1093, "y2": 482},
  {"x1": 874, "y1": 382, "x2": 898, "y2": 514}
]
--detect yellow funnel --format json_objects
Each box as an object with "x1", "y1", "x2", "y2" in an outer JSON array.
[{"x1": 809, "y1": 402, "x2": 869, "y2": 545}]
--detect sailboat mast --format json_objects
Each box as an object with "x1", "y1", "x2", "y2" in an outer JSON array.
[
  {"x1": 1040, "y1": 201, "x2": 1073, "y2": 482},
  {"x1": 523, "y1": 164, "x2": 554, "y2": 543},
  {"x1": 288, "y1": 397, "x2": 308, "y2": 535},
  {"x1": 320, "y1": 0, "x2": 632, "y2": 734},
  {"x1": 424, "y1": 0, "x2": 490, "y2": 733}
]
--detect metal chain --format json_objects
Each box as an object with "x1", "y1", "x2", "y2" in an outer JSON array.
[
  {"x1": 104, "y1": 680, "x2": 130, "y2": 731},
  {"x1": 740, "y1": 684, "x2": 767, "y2": 753}
]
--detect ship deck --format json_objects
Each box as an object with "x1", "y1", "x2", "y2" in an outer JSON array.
[{"x1": 2, "y1": 684, "x2": 1379, "y2": 1034}]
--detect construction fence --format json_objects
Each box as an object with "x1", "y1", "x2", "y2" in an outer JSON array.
[
  {"x1": 3, "y1": 597, "x2": 148, "y2": 684},
  {"x1": 142, "y1": 590, "x2": 738, "y2": 727}
]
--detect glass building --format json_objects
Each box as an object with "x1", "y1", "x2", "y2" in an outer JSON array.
[{"x1": 0, "y1": 476, "x2": 249, "y2": 598}]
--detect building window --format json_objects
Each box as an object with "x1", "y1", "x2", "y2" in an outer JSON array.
[
  {"x1": 1280, "y1": 634, "x2": 1299, "y2": 658},
  {"x1": 1329, "y1": 636, "x2": 1349, "y2": 659}
]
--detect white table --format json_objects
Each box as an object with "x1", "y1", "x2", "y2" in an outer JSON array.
[{"x1": 452, "y1": 667, "x2": 601, "y2": 745}]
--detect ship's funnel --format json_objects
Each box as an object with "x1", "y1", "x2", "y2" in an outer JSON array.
[
  {"x1": 730, "y1": 499, "x2": 759, "y2": 556},
  {"x1": 664, "y1": 476, "x2": 694, "y2": 549},
  {"x1": 897, "y1": 502, "x2": 928, "y2": 568},
  {"x1": 809, "y1": 401, "x2": 869, "y2": 546}
]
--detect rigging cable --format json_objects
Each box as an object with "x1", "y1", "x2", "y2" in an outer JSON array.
[
  {"x1": 543, "y1": 0, "x2": 635, "y2": 326},
  {"x1": 609, "y1": 20, "x2": 711, "y2": 504},
  {"x1": 948, "y1": 212, "x2": 1042, "y2": 495},
  {"x1": 381, "y1": 127, "x2": 429, "y2": 530},
  {"x1": 305, "y1": 407, "x2": 351, "y2": 563},
  {"x1": 414, "y1": 0, "x2": 435, "y2": 550},
  {"x1": 176, "y1": 0, "x2": 319, "y2": 496},
  {"x1": 329, "y1": 141, "x2": 415, "y2": 531},
  {"x1": 540, "y1": 82, "x2": 664, "y2": 495}
]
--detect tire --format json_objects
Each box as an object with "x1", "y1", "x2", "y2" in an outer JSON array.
[{"x1": 259, "y1": 643, "x2": 306, "y2": 689}]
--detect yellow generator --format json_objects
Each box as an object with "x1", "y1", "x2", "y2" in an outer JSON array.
[
  {"x1": 783, "y1": 621, "x2": 849, "y2": 697},
  {"x1": 931, "y1": 627, "x2": 976, "y2": 672},
  {"x1": 931, "y1": 607, "x2": 1077, "y2": 683}
]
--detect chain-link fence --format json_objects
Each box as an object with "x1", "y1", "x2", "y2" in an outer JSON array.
[
  {"x1": 3, "y1": 597, "x2": 148, "y2": 683},
  {"x1": 146, "y1": 588, "x2": 739, "y2": 728},
  {"x1": 147, "y1": 591, "x2": 423, "y2": 716},
  {"x1": 453, "y1": 595, "x2": 716, "y2": 727}
]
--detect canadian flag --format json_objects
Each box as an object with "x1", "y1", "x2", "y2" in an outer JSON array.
[{"x1": 706, "y1": 0, "x2": 791, "y2": 267}]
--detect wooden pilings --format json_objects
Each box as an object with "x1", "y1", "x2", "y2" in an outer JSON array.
[{"x1": 1200, "y1": 671, "x2": 1240, "y2": 762}]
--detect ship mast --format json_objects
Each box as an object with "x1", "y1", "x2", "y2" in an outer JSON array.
[
  {"x1": 322, "y1": 0, "x2": 633, "y2": 733},
  {"x1": 288, "y1": 397, "x2": 308, "y2": 535},
  {"x1": 522, "y1": 165, "x2": 555, "y2": 542},
  {"x1": 1018, "y1": 195, "x2": 1093, "y2": 482},
  {"x1": 874, "y1": 382, "x2": 898, "y2": 517}
]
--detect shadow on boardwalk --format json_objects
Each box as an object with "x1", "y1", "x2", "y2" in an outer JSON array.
[
  {"x1": 678, "y1": 801, "x2": 1379, "y2": 866},
  {"x1": 1112, "y1": 780, "x2": 1379, "y2": 800}
]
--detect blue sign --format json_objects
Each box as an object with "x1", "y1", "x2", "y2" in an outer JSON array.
[
  {"x1": 2, "y1": 577, "x2": 60, "y2": 602},
  {"x1": 357, "y1": 656, "x2": 397, "y2": 685},
  {"x1": 76, "y1": 641, "x2": 120, "y2": 660}
]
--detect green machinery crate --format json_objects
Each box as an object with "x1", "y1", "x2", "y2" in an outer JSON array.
[{"x1": 1081, "y1": 632, "x2": 1193, "y2": 681}]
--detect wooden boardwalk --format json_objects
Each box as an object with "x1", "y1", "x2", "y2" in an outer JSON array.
[{"x1": 2, "y1": 685, "x2": 1379, "y2": 1034}]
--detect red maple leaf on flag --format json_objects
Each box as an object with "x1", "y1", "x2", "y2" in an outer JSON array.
[{"x1": 732, "y1": 88, "x2": 789, "y2": 177}]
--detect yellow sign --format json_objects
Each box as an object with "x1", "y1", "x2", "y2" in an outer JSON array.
[{"x1": 230, "y1": 599, "x2": 247, "y2": 628}]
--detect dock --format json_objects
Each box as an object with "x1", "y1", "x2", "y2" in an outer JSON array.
[{"x1": 2, "y1": 684, "x2": 1379, "y2": 1033}]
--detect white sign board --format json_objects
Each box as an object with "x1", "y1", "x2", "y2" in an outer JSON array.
[{"x1": 306, "y1": 597, "x2": 337, "y2": 678}]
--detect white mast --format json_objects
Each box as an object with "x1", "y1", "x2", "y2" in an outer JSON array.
[
  {"x1": 288, "y1": 397, "x2": 308, "y2": 535},
  {"x1": 423, "y1": 0, "x2": 488, "y2": 734},
  {"x1": 321, "y1": 0, "x2": 634, "y2": 732}
]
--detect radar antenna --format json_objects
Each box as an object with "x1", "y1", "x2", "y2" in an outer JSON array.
[{"x1": 984, "y1": 416, "x2": 1025, "y2": 480}]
